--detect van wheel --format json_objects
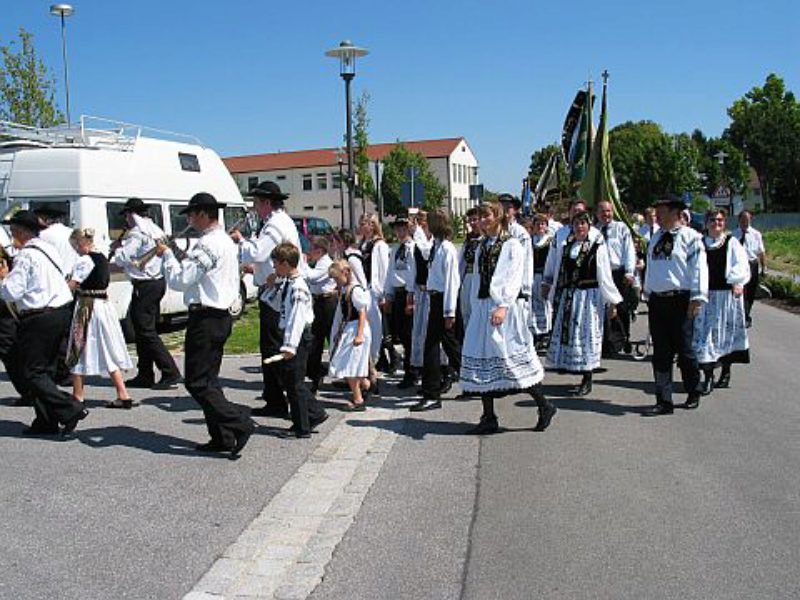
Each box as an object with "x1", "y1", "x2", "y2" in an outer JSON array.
[
  {"x1": 229, "y1": 284, "x2": 246, "y2": 320},
  {"x1": 120, "y1": 313, "x2": 136, "y2": 343}
]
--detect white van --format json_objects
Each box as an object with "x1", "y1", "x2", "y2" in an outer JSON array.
[{"x1": 0, "y1": 116, "x2": 259, "y2": 335}]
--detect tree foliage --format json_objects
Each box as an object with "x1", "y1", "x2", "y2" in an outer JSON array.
[
  {"x1": 691, "y1": 129, "x2": 750, "y2": 200},
  {"x1": 380, "y1": 143, "x2": 447, "y2": 215},
  {"x1": 0, "y1": 28, "x2": 64, "y2": 127},
  {"x1": 726, "y1": 73, "x2": 800, "y2": 211},
  {"x1": 352, "y1": 91, "x2": 375, "y2": 203}
]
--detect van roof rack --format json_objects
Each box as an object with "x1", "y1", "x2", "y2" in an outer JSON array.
[{"x1": 0, "y1": 115, "x2": 204, "y2": 151}]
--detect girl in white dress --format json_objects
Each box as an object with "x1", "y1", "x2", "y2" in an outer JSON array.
[
  {"x1": 358, "y1": 213, "x2": 392, "y2": 369},
  {"x1": 544, "y1": 211, "x2": 622, "y2": 396},
  {"x1": 66, "y1": 229, "x2": 134, "y2": 408},
  {"x1": 461, "y1": 201, "x2": 556, "y2": 434},
  {"x1": 327, "y1": 259, "x2": 372, "y2": 411},
  {"x1": 693, "y1": 209, "x2": 750, "y2": 394}
]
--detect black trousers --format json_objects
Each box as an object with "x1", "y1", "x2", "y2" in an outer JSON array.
[
  {"x1": 18, "y1": 306, "x2": 84, "y2": 428},
  {"x1": 259, "y1": 300, "x2": 287, "y2": 411},
  {"x1": 390, "y1": 288, "x2": 413, "y2": 375},
  {"x1": 131, "y1": 279, "x2": 180, "y2": 380},
  {"x1": 280, "y1": 329, "x2": 326, "y2": 434},
  {"x1": 307, "y1": 295, "x2": 337, "y2": 385},
  {"x1": 648, "y1": 293, "x2": 700, "y2": 403},
  {"x1": 743, "y1": 260, "x2": 759, "y2": 320},
  {"x1": 0, "y1": 304, "x2": 28, "y2": 399},
  {"x1": 604, "y1": 269, "x2": 632, "y2": 353},
  {"x1": 184, "y1": 309, "x2": 252, "y2": 448},
  {"x1": 421, "y1": 292, "x2": 462, "y2": 399}
]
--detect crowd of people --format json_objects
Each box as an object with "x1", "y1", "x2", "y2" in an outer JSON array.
[{"x1": 0, "y1": 182, "x2": 767, "y2": 459}]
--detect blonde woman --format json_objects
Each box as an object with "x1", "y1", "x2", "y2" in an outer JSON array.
[
  {"x1": 67, "y1": 228, "x2": 134, "y2": 408},
  {"x1": 358, "y1": 213, "x2": 391, "y2": 371}
]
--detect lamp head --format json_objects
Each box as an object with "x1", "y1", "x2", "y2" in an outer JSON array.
[
  {"x1": 325, "y1": 40, "x2": 369, "y2": 78},
  {"x1": 50, "y1": 3, "x2": 74, "y2": 17}
]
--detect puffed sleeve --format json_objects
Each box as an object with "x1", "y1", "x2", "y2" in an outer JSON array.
[
  {"x1": 370, "y1": 240, "x2": 390, "y2": 297},
  {"x1": 281, "y1": 286, "x2": 312, "y2": 354},
  {"x1": 111, "y1": 230, "x2": 145, "y2": 267},
  {"x1": 70, "y1": 255, "x2": 95, "y2": 284},
  {"x1": 687, "y1": 233, "x2": 709, "y2": 303},
  {"x1": 543, "y1": 231, "x2": 561, "y2": 286},
  {"x1": 163, "y1": 243, "x2": 215, "y2": 291},
  {"x1": 239, "y1": 222, "x2": 280, "y2": 264},
  {"x1": 0, "y1": 253, "x2": 31, "y2": 302},
  {"x1": 726, "y1": 237, "x2": 751, "y2": 286},
  {"x1": 489, "y1": 238, "x2": 524, "y2": 308},
  {"x1": 442, "y1": 242, "x2": 461, "y2": 318},
  {"x1": 347, "y1": 255, "x2": 368, "y2": 289},
  {"x1": 596, "y1": 242, "x2": 624, "y2": 305},
  {"x1": 351, "y1": 285, "x2": 371, "y2": 312}
]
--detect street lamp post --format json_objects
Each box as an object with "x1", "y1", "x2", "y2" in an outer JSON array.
[
  {"x1": 336, "y1": 150, "x2": 346, "y2": 229},
  {"x1": 325, "y1": 40, "x2": 369, "y2": 231},
  {"x1": 50, "y1": 4, "x2": 75, "y2": 125},
  {"x1": 715, "y1": 149, "x2": 730, "y2": 215}
]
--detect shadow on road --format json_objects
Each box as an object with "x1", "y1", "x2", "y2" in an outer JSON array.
[
  {"x1": 516, "y1": 396, "x2": 650, "y2": 416},
  {"x1": 76, "y1": 425, "x2": 223, "y2": 458}
]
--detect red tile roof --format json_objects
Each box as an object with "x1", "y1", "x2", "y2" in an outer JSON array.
[{"x1": 224, "y1": 138, "x2": 467, "y2": 173}]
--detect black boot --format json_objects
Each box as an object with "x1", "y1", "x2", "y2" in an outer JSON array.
[
  {"x1": 575, "y1": 372, "x2": 592, "y2": 397},
  {"x1": 467, "y1": 396, "x2": 499, "y2": 434},
  {"x1": 700, "y1": 369, "x2": 714, "y2": 396},
  {"x1": 716, "y1": 365, "x2": 731, "y2": 389},
  {"x1": 530, "y1": 385, "x2": 557, "y2": 431}
]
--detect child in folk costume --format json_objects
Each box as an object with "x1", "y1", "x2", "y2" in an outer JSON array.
[
  {"x1": 66, "y1": 228, "x2": 134, "y2": 408},
  {"x1": 405, "y1": 211, "x2": 432, "y2": 377},
  {"x1": 328, "y1": 259, "x2": 373, "y2": 411},
  {"x1": 458, "y1": 207, "x2": 482, "y2": 329},
  {"x1": 543, "y1": 211, "x2": 622, "y2": 397},
  {"x1": 410, "y1": 209, "x2": 462, "y2": 412},
  {"x1": 530, "y1": 213, "x2": 553, "y2": 348},
  {"x1": 303, "y1": 236, "x2": 337, "y2": 395},
  {"x1": 337, "y1": 229, "x2": 368, "y2": 287},
  {"x1": 693, "y1": 209, "x2": 750, "y2": 394},
  {"x1": 461, "y1": 201, "x2": 557, "y2": 434},
  {"x1": 384, "y1": 215, "x2": 417, "y2": 388}
]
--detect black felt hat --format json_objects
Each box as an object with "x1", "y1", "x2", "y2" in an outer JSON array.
[
  {"x1": 653, "y1": 194, "x2": 687, "y2": 210},
  {"x1": 2, "y1": 210, "x2": 46, "y2": 232},
  {"x1": 119, "y1": 197, "x2": 150, "y2": 216},
  {"x1": 249, "y1": 181, "x2": 289, "y2": 201},
  {"x1": 498, "y1": 193, "x2": 522, "y2": 209},
  {"x1": 392, "y1": 211, "x2": 410, "y2": 227},
  {"x1": 31, "y1": 202, "x2": 67, "y2": 217},
  {"x1": 179, "y1": 192, "x2": 227, "y2": 215}
]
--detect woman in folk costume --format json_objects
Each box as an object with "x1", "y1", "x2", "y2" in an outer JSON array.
[
  {"x1": 458, "y1": 207, "x2": 483, "y2": 328},
  {"x1": 461, "y1": 201, "x2": 557, "y2": 434},
  {"x1": 529, "y1": 213, "x2": 553, "y2": 348},
  {"x1": 405, "y1": 211, "x2": 433, "y2": 374},
  {"x1": 692, "y1": 209, "x2": 750, "y2": 394},
  {"x1": 66, "y1": 228, "x2": 134, "y2": 408},
  {"x1": 544, "y1": 210, "x2": 622, "y2": 397},
  {"x1": 336, "y1": 229, "x2": 368, "y2": 287},
  {"x1": 358, "y1": 213, "x2": 393, "y2": 371},
  {"x1": 327, "y1": 259, "x2": 372, "y2": 411}
]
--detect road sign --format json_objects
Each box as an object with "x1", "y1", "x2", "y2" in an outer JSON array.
[
  {"x1": 401, "y1": 181, "x2": 425, "y2": 207},
  {"x1": 469, "y1": 184, "x2": 484, "y2": 201}
]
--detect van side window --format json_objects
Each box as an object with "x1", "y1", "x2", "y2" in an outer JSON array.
[
  {"x1": 168, "y1": 204, "x2": 202, "y2": 238},
  {"x1": 224, "y1": 206, "x2": 253, "y2": 236},
  {"x1": 179, "y1": 153, "x2": 201, "y2": 172},
  {"x1": 106, "y1": 201, "x2": 164, "y2": 241},
  {"x1": 29, "y1": 200, "x2": 71, "y2": 224}
]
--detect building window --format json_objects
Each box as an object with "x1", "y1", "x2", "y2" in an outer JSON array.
[
  {"x1": 317, "y1": 205, "x2": 329, "y2": 210},
  {"x1": 317, "y1": 172, "x2": 328, "y2": 190},
  {"x1": 332, "y1": 173, "x2": 342, "y2": 189},
  {"x1": 276, "y1": 175, "x2": 286, "y2": 181},
  {"x1": 302, "y1": 174, "x2": 313, "y2": 191},
  {"x1": 452, "y1": 166, "x2": 457, "y2": 182},
  {"x1": 303, "y1": 205, "x2": 314, "y2": 211},
  {"x1": 247, "y1": 176, "x2": 258, "y2": 190}
]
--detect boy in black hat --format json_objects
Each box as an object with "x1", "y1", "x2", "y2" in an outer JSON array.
[
  {"x1": 384, "y1": 214, "x2": 417, "y2": 387},
  {"x1": 156, "y1": 193, "x2": 254, "y2": 458},
  {"x1": 643, "y1": 195, "x2": 708, "y2": 415},
  {"x1": 111, "y1": 197, "x2": 182, "y2": 389},
  {"x1": 0, "y1": 210, "x2": 88, "y2": 435}
]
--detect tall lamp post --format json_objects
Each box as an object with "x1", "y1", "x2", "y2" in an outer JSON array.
[
  {"x1": 336, "y1": 148, "x2": 346, "y2": 228},
  {"x1": 325, "y1": 40, "x2": 369, "y2": 230},
  {"x1": 50, "y1": 4, "x2": 75, "y2": 125}
]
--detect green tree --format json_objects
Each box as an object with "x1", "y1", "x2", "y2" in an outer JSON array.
[
  {"x1": 726, "y1": 73, "x2": 800, "y2": 211},
  {"x1": 691, "y1": 129, "x2": 749, "y2": 202},
  {"x1": 528, "y1": 143, "x2": 570, "y2": 199},
  {"x1": 380, "y1": 143, "x2": 447, "y2": 215},
  {"x1": 352, "y1": 91, "x2": 375, "y2": 204},
  {"x1": 0, "y1": 28, "x2": 64, "y2": 127}
]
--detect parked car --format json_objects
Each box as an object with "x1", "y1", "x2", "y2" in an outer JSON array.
[{"x1": 292, "y1": 216, "x2": 334, "y2": 254}]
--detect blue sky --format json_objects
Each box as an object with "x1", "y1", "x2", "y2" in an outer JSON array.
[{"x1": 3, "y1": 0, "x2": 798, "y2": 192}]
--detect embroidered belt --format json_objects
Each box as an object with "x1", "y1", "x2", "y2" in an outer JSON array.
[
  {"x1": 77, "y1": 289, "x2": 108, "y2": 299},
  {"x1": 188, "y1": 304, "x2": 229, "y2": 315},
  {"x1": 312, "y1": 292, "x2": 337, "y2": 300},
  {"x1": 650, "y1": 289, "x2": 689, "y2": 298}
]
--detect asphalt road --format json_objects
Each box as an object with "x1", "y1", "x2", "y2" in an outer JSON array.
[{"x1": 1, "y1": 300, "x2": 798, "y2": 599}]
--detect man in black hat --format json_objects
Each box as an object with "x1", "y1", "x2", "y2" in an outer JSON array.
[
  {"x1": 156, "y1": 193, "x2": 254, "y2": 459},
  {"x1": 643, "y1": 195, "x2": 708, "y2": 415},
  {"x1": 0, "y1": 210, "x2": 88, "y2": 435},
  {"x1": 231, "y1": 181, "x2": 303, "y2": 418},
  {"x1": 34, "y1": 203, "x2": 79, "y2": 278},
  {"x1": 111, "y1": 198, "x2": 182, "y2": 390}
]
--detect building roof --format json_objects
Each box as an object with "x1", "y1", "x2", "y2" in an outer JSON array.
[{"x1": 223, "y1": 138, "x2": 468, "y2": 173}]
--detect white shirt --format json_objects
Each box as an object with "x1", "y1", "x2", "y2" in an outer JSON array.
[
  {"x1": 0, "y1": 237, "x2": 73, "y2": 311},
  {"x1": 303, "y1": 254, "x2": 337, "y2": 295},
  {"x1": 111, "y1": 217, "x2": 166, "y2": 280},
  {"x1": 598, "y1": 220, "x2": 636, "y2": 275},
  {"x1": 471, "y1": 235, "x2": 525, "y2": 308},
  {"x1": 644, "y1": 226, "x2": 708, "y2": 303},
  {"x1": 509, "y1": 219, "x2": 533, "y2": 295},
  {"x1": 386, "y1": 239, "x2": 415, "y2": 295},
  {"x1": 426, "y1": 238, "x2": 461, "y2": 317},
  {"x1": 344, "y1": 248, "x2": 368, "y2": 289},
  {"x1": 278, "y1": 273, "x2": 315, "y2": 354},
  {"x1": 239, "y1": 209, "x2": 302, "y2": 286},
  {"x1": 547, "y1": 219, "x2": 563, "y2": 236},
  {"x1": 39, "y1": 222, "x2": 79, "y2": 278},
  {"x1": 639, "y1": 222, "x2": 660, "y2": 243},
  {"x1": 732, "y1": 226, "x2": 765, "y2": 262},
  {"x1": 362, "y1": 239, "x2": 390, "y2": 298},
  {"x1": 162, "y1": 224, "x2": 239, "y2": 310}
]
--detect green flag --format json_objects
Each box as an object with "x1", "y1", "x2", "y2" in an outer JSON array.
[{"x1": 570, "y1": 85, "x2": 593, "y2": 187}]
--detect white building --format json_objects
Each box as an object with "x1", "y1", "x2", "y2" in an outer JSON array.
[{"x1": 223, "y1": 137, "x2": 479, "y2": 227}]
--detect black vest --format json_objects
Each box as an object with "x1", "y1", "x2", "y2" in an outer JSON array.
[
  {"x1": 563, "y1": 239, "x2": 600, "y2": 289},
  {"x1": 413, "y1": 245, "x2": 429, "y2": 286},
  {"x1": 80, "y1": 252, "x2": 110, "y2": 291},
  {"x1": 462, "y1": 235, "x2": 481, "y2": 274},
  {"x1": 360, "y1": 240, "x2": 375, "y2": 282},
  {"x1": 341, "y1": 284, "x2": 364, "y2": 322},
  {"x1": 533, "y1": 240, "x2": 550, "y2": 273},
  {"x1": 707, "y1": 235, "x2": 732, "y2": 291},
  {"x1": 477, "y1": 234, "x2": 510, "y2": 299}
]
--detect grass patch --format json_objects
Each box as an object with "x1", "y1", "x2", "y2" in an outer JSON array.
[
  {"x1": 765, "y1": 228, "x2": 800, "y2": 275},
  {"x1": 148, "y1": 305, "x2": 261, "y2": 355},
  {"x1": 763, "y1": 274, "x2": 800, "y2": 306}
]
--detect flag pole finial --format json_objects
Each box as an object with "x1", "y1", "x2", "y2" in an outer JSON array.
[{"x1": 601, "y1": 69, "x2": 609, "y2": 84}]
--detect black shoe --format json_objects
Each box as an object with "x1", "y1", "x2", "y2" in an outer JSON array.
[
  {"x1": 409, "y1": 398, "x2": 442, "y2": 412},
  {"x1": 396, "y1": 377, "x2": 416, "y2": 389},
  {"x1": 467, "y1": 415, "x2": 499, "y2": 435},
  {"x1": 251, "y1": 406, "x2": 291, "y2": 419},
  {"x1": 684, "y1": 394, "x2": 700, "y2": 410},
  {"x1": 61, "y1": 408, "x2": 89, "y2": 434},
  {"x1": 105, "y1": 398, "x2": 135, "y2": 409},
  {"x1": 310, "y1": 413, "x2": 329, "y2": 430},
  {"x1": 196, "y1": 440, "x2": 229, "y2": 452},
  {"x1": 152, "y1": 373, "x2": 182, "y2": 390},
  {"x1": 700, "y1": 377, "x2": 714, "y2": 396},
  {"x1": 278, "y1": 428, "x2": 311, "y2": 439},
  {"x1": 575, "y1": 374, "x2": 592, "y2": 397},
  {"x1": 22, "y1": 423, "x2": 60, "y2": 436},
  {"x1": 125, "y1": 375, "x2": 155, "y2": 389},
  {"x1": 440, "y1": 377, "x2": 453, "y2": 396},
  {"x1": 533, "y1": 405, "x2": 557, "y2": 432},
  {"x1": 716, "y1": 370, "x2": 731, "y2": 389},
  {"x1": 229, "y1": 423, "x2": 255, "y2": 460},
  {"x1": 644, "y1": 403, "x2": 674, "y2": 416}
]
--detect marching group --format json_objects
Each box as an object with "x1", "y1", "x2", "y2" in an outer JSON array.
[{"x1": 0, "y1": 180, "x2": 766, "y2": 458}]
